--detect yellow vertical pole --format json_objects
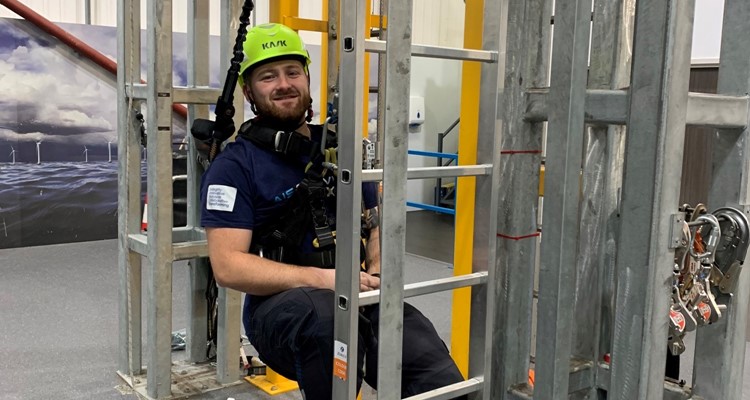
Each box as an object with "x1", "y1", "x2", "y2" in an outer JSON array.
[
  {"x1": 450, "y1": 0, "x2": 483, "y2": 378},
  {"x1": 362, "y1": 1, "x2": 371, "y2": 136},
  {"x1": 269, "y1": 0, "x2": 299, "y2": 24},
  {"x1": 319, "y1": 0, "x2": 330, "y2": 122}
]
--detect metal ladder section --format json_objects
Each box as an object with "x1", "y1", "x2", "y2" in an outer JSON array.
[
  {"x1": 498, "y1": 0, "x2": 750, "y2": 400},
  {"x1": 333, "y1": 0, "x2": 750, "y2": 399},
  {"x1": 116, "y1": 1, "x2": 245, "y2": 398},
  {"x1": 331, "y1": 0, "x2": 503, "y2": 399}
]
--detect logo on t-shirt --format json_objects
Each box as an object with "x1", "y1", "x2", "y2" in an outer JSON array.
[
  {"x1": 206, "y1": 184, "x2": 237, "y2": 211},
  {"x1": 274, "y1": 186, "x2": 296, "y2": 202}
]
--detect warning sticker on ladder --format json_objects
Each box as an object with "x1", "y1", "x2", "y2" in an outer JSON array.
[{"x1": 333, "y1": 340, "x2": 348, "y2": 380}]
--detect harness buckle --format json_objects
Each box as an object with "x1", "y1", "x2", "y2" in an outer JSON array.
[
  {"x1": 273, "y1": 131, "x2": 287, "y2": 153},
  {"x1": 313, "y1": 228, "x2": 336, "y2": 248}
]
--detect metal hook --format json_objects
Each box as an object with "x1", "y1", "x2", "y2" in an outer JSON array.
[{"x1": 689, "y1": 214, "x2": 721, "y2": 265}]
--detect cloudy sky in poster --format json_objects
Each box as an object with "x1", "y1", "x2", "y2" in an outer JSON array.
[
  {"x1": 0, "y1": 18, "x2": 219, "y2": 163},
  {"x1": 0, "y1": 19, "x2": 117, "y2": 161}
]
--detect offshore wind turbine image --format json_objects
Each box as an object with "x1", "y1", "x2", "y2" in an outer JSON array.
[
  {"x1": 83, "y1": 145, "x2": 88, "y2": 163},
  {"x1": 9, "y1": 146, "x2": 15, "y2": 164},
  {"x1": 35, "y1": 140, "x2": 42, "y2": 165},
  {"x1": 107, "y1": 140, "x2": 113, "y2": 162}
]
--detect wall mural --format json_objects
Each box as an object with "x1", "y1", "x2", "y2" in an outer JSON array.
[
  {"x1": 0, "y1": 18, "x2": 195, "y2": 249},
  {"x1": 0, "y1": 18, "x2": 334, "y2": 250}
]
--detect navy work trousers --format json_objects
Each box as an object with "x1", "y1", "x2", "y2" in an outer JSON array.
[{"x1": 244, "y1": 287, "x2": 466, "y2": 399}]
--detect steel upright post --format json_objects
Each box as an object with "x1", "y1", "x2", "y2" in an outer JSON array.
[
  {"x1": 574, "y1": 1, "x2": 635, "y2": 391},
  {"x1": 534, "y1": 0, "x2": 593, "y2": 397},
  {"x1": 332, "y1": 0, "x2": 367, "y2": 398},
  {"x1": 609, "y1": 1, "x2": 695, "y2": 399},
  {"x1": 214, "y1": 0, "x2": 243, "y2": 384},
  {"x1": 491, "y1": 0, "x2": 551, "y2": 396},
  {"x1": 145, "y1": 0, "x2": 176, "y2": 397},
  {"x1": 470, "y1": 0, "x2": 504, "y2": 394},
  {"x1": 692, "y1": 1, "x2": 750, "y2": 399},
  {"x1": 186, "y1": 0, "x2": 210, "y2": 364},
  {"x1": 117, "y1": 0, "x2": 143, "y2": 377},
  {"x1": 376, "y1": 0, "x2": 413, "y2": 397}
]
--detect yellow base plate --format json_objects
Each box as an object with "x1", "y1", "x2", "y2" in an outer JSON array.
[{"x1": 245, "y1": 375, "x2": 299, "y2": 395}]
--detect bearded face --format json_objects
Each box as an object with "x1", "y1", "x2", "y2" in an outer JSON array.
[{"x1": 245, "y1": 59, "x2": 312, "y2": 130}]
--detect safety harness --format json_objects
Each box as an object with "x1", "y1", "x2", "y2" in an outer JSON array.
[{"x1": 237, "y1": 119, "x2": 367, "y2": 268}]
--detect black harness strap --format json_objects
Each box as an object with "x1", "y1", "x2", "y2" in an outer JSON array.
[{"x1": 239, "y1": 120, "x2": 339, "y2": 267}]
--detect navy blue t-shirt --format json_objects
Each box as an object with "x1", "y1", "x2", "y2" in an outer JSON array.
[{"x1": 200, "y1": 124, "x2": 378, "y2": 254}]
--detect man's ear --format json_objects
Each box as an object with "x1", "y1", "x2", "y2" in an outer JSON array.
[{"x1": 242, "y1": 85, "x2": 254, "y2": 103}]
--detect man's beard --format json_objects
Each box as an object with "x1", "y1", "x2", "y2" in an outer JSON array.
[{"x1": 254, "y1": 88, "x2": 311, "y2": 131}]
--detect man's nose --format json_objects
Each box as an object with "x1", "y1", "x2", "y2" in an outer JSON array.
[{"x1": 276, "y1": 74, "x2": 292, "y2": 89}]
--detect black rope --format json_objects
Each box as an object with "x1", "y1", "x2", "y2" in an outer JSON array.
[
  {"x1": 191, "y1": 0, "x2": 255, "y2": 163},
  {"x1": 194, "y1": 0, "x2": 255, "y2": 359}
]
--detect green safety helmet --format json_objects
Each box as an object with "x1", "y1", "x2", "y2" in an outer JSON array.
[{"x1": 238, "y1": 23, "x2": 312, "y2": 86}]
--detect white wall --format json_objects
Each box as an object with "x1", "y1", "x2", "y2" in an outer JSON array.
[
  {"x1": 405, "y1": 56, "x2": 463, "y2": 210},
  {"x1": 692, "y1": 0, "x2": 724, "y2": 64}
]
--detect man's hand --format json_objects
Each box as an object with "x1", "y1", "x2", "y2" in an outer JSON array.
[
  {"x1": 360, "y1": 272, "x2": 380, "y2": 291},
  {"x1": 311, "y1": 268, "x2": 380, "y2": 291}
]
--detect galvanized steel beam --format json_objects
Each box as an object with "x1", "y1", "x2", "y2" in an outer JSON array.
[
  {"x1": 469, "y1": 0, "x2": 503, "y2": 392},
  {"x1": 376, "y1": 0, "x2": 413, "y2": 397},
  {"x1": 609, "y1": 1, "x2": 695, "y2": 399},
  {"x1": 214, "y1": 0, "x2": 242, "y2": 385},
  {"x1": 493, "y1": 0, "x2": 551, "y2": 397},
  {"x1": 117, "y1": 0, "x2": 144, "y2": 377},
  {"x1": 574, "y1": 2, "x2": 635, "y2": 399},
  {"x1": 692, "y1": 0, "x2": 750, "y2": 399},
  {"x1": 525, "y1": 90, "x2": 748, "y2": 129},
  {"x1": 534, "y1": 0, "x2": 593, "y2": 397},
  {"x1": 145, "y1": 0, "x2": 175, "y2": 396},
  {"x1": 186, "y1": 0, "x2": 210, "y2": 365}
]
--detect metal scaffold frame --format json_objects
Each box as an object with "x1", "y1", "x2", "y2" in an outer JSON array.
[
  {"x1": 117, "y1": 0, "x2": 242, "y2": 398},
  {"x1": 116, "y1": 0, "x2": 750, "y2": 399}
]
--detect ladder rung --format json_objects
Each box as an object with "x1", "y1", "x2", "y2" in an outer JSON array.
[
  {"x1": 125, "y1": 83, "x2": 222, "y2": 105},
  {"x1": 359, "y1": 272, "x2": 487, "y2": 306},
  {"x1": 524, "y1": 88, "x2": 750, "y2": 129},
  {"x1": 128, "y1": 233, "x2": 148, "y2": 256},
  {"x1": 364, "y1": 39, "x2": 498, "y2": 63},
  {"x1": 363, "y1": 165, "x2": 492, "y2": 182},
  {"x1": 402, "y1": 377, "x2": 483, "y2": 400},
  {"x1": 172, "y1": 87, "x2": 222, "y2": 105},
  {"x1": 173, "y1": 240, "x2": 208, "y2": 260},
  {"x1": 686, "y1": 92, "x2": 749, "y2": 128},
  {"x1": 127, "y1": 233, "x2": 208, "y2": 260}
]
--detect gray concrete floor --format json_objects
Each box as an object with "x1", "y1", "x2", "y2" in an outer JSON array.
[{"x1": 1, "y1": 211, "x2": 749, "y2": 399}]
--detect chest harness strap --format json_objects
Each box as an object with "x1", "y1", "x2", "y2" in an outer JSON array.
[{"x1": 238, "y1": 120, "x2": 345, "y2": 267}]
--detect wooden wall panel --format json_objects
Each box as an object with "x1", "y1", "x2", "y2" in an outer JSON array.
[{"x1": 679, "y1": 67, "x2": 718, "y2": 206}]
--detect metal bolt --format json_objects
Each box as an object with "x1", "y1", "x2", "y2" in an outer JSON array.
[{"x1": 271, "y1": 386, "x2": 278, "y2": 391}]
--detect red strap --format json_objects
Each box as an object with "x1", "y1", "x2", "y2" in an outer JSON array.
[
  {"x1": 500, "y1": 150, "x2": 542, "y2": 155},
  {"x1": 497, "y1": 232, "x2": 541, "y2": 241}
]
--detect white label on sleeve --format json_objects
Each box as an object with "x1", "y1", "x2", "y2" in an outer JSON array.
[{"x1": 206, "y1": 184, "x2": 237, "y2": 211}]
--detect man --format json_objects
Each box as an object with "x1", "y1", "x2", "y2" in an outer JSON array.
[{"x1": 200, "y1": 23, "x2": 465, "y2": 399}]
